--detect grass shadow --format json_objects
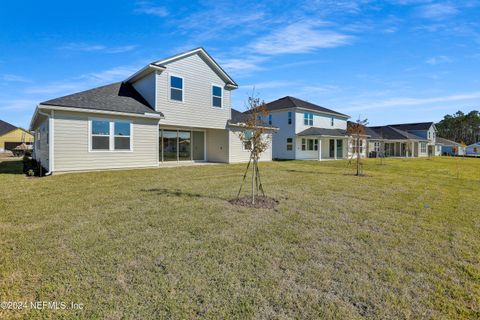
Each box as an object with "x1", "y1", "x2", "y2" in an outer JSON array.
[
  {"x1": 141, "y1": 188, "x2": 223, "y2": 201},
  {"x1": 0, "y1": 160, "x2": 23, "y2": 174}
]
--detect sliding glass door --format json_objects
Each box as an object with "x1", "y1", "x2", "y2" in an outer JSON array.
[
  {"x1": 159, "y1": 129, "x2": 203, "y2": 162},
  {"x1": 178, "y1": 131, "x2": 191, "y2": 161}
]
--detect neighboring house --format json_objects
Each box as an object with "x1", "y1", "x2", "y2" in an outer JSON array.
[
  {"x1": 466, "y1": 143, "x2": 480, "y2": 156},
  {"x1": 436, "y1": 137, "x2": 465, "y2": 156},
  {"x1": 0, "y1": 119, "x2": 33, "y2": 152},
  {"x1": 364, "y1": 122, "x2": 439, "y2": 158},
  {"x1": 256, "y1": 96, "x2": 351, "y2": 160},
  {"x1": 29, "y1": 48, "x2": 274, "y2": 174}
]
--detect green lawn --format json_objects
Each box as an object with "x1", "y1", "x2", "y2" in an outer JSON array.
[{"x1": 0, "y1": 158, "x2": 479, "y2": 319}]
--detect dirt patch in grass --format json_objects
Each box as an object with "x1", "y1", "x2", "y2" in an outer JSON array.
[{"x1": 229, "y1": 196, "x2": 279, "y2": 209}]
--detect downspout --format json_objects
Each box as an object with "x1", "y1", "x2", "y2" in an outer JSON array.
[{"x1": 37, "y1": 109, "x2": 53, "y2": 176}]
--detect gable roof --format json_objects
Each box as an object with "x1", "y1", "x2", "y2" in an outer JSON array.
[
  {"x1": 368, "y1": 126, "x2": 427, "y2": 141},
  {"x1": 40, "y1": 82, "x2": 163, "y2": 117},
  {"x1": 126, "y1": 47, "x2": 238, "y2": 88},
  {"x1": 297, "y1": 127, "x2": 347, "y2": 137},
  {"x1": 230, "y1": 108, "x2": 249, "y2": 124},
  {"x1": 263, "y1": 96, "x2": 350, "y2": 118},
  {"x1": 388, "y1": 122, "x2": 434, "y2": 131},
  {"x1": 436, "y1": 137, "x2": 461, "y2": 146},
  {"x1": 0, "y1": 119, "x2": 17, "y2": 136}
]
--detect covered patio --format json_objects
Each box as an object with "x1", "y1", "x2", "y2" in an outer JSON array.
[{"x1": 296, "y1": 127, "x2": 349, "y2": 160}]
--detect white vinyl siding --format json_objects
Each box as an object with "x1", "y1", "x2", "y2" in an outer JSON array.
[
  {"x1": 33, "y1": 117, "x2": 50, "y2": 171},
  {"x1": 156, "y1": 53, "x2": 231, "y2": 129},
  {"x1": 295, "y1": 111, "x2": 347, "y2": 134},
  {"x1": 228, "y1": 129, "x2": 273, "y2": 163},
  {"x1": 53, "y1": 111, "x2": 158, "y2": 172}
]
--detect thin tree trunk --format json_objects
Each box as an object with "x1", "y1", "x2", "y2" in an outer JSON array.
[{"x1": 252, "y1": 154, "x2": 256, "y2": 204}]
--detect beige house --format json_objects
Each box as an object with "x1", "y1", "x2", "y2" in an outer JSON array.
[{"x1": 29, "y1": 48, "x2": 274, "y2": 174}]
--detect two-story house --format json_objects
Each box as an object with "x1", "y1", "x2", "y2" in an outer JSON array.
[
  {"x1": 29, "y1": 48, "x2": 274, "y2": 174},
  {"x1": 258, "y1": 96, "x2": 351, "y2": 160}
]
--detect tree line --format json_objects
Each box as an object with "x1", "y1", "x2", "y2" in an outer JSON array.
[{"x1": 436, "y1": 110, "x2": 480, "y2": 145}]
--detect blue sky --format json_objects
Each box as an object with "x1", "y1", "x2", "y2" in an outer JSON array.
[{"x1": 1, "y1": 0, "x2": 479, "y2": 128}]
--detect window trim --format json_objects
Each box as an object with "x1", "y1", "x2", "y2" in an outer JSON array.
[
  {"x1": 88, "y1": 118, "x2": 133, "y2": 152},
  {"x1": 268, "y1": 114, "x2": 272, "y2": 125},
  {"x1": 301, "y1": 138, "x2": 317, "y2": 151},
  {"x1": 420, "y1": 142, "x2": 427, "y2": 153},
  {"x1": 288, "y1": 111, "x2": 292, "y2": 125},
  {"x1": 169, "y1": 74, "x2": 184, "y2": 103},
  {"x1": 303, "y1": 112, "x2": 313, "y2": 126},
  {"x1": 286, "y1": 137, "x2": 293, "y2": 151},
  {"x1": 331, "y1": 117, "x2": 334, "y2": 126},
  {"x1": 211, "y1": 83, "x2": 223, "y2": 108}
]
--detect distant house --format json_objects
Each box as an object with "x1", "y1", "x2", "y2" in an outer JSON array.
[
  {"x1": 436, "y1": 137, "x2": 465, "y2": 156},
  {"x1": 254, "y1": 96, "x2": 351, "y2": 160},
  {"x1": 0, "y1": 119, "x2": 33, "y2": 152},
  {"x1": 466, "y1": 143, "x2": 480, "y2": 156},
  {"x1": 29, "y1": 48, "x2": 275, "y2": 174},
  {"x1": 364, "y1": 122, "x2": 440, "y2": 158}
]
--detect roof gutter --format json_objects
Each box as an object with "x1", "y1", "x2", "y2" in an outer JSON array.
[
  {"x1": 38, "y1": 104, "x2": 164, "y2": 119},
  {"x1": 124, "y1": 64, "x2": 166, "y2": 83}
]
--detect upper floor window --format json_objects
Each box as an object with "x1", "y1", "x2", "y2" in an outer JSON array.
[
  {"x1": 268, "y1": 114, "x2": 272, "y2": 125},
  {"x1": 428, "y1": 131, "x2": 431, "y2": 139},
  {"x1": 331, "y1": 117, "x2": 334, "y2": 126},
  {"x1": 212, "y1": 85, "x2": 222, "y2": 108},
  {"x1": 170, "y1": 75, "x2": 183, "y2": 102},
  {"x1": 288, "y1": 112, "x2": 292, "y2": 125},
  {"x1": 304, "y1": 113, "x2": 313, "y2": 126}
]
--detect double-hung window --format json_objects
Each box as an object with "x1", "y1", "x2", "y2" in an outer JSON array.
[
  {"x1": 268, "y1": 114, "x2": 272, "y2": 125},
  {"x1": 304, "y1": 113, "x2": 313, "y2": 126},
  {"x1": 91, "y1": 120, "x2": 110, "y2": 150},
  {"x1": 114, "y1": 122, "x2": 131, "y2": 150},
  {"x1": 212, "y1": 85, "x2": 222, "y2": 108},
  {"x1": 91, "y1": 119, "x2": 131, "y2": 151},
  {"x1": 288, "y1": 112, "x2": 292, "y2": 125},
  {"x1": 331, "y1": 117, "x2": 334, "y2": 126},
  {"x1": 421, "y1": 142, "x2": 427, "y2": 153},
  {"x1": 243, "y1": 130, "x2": 253, "y2": 151},
  {"x1": 286, "y1": 138, "x2": 293, "y2": 151},
  {"x1": 351, "y1": 139, "x2": 363, "y2": 154},
  {"x1": 301, "y1": 138, "x2": 318, "y2": 151},
  {"x1": 170, "y1": 75, "x2": 183, "y2": 102}
]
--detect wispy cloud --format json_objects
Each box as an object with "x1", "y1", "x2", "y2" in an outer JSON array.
[
  {"x1": 243, "y1": 80, "x2": 298, "y2": 90},
  {"x1": 24, "y1": 66, "x2": 137, "y2": 96},
  {"x1": 0, "y1": 99, "x2": 38, "y2": 111},
  {"x1": 134, "y1": 1, "x2": 168, "y2": 17},
  {"x1": 426, "y1": 55, "x2": 452, "y2": 65},
  {"x1": 249, "y1": 21, "x2": 353, "y2": 55},
  {"x1": 0, "y1": 74, "x2": 31, "y2": 83},
  {"x1": 344, "y1": 92, "x2": 480, "y2": 112},
  {"x1": 61, "y1": 43, "x2": 137, "y2": 54},
  {"x1": 219, "y1": 56, "x2": 268, "y2": 75},
  {"x1": 416, "y1": 3, "x2": 459, "y2": 20}
]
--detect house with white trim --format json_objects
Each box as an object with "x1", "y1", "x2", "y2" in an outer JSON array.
[
  {"x1": 29, "y1": 48, "x2": 274, "y2": 174},
  {"x1": 256, "y1": 96, "x2": 351, "y2": 160}
]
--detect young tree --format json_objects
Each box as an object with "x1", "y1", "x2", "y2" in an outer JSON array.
[
  {"x1": 236, "y1": 96, "x2": 272, "y2": 204},
  {"x1": 347, "y1": 118, "x2": 368, "y2": 176}
]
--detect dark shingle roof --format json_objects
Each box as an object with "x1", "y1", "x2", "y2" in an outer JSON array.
[
  {"x1": 41, "y1": 82, "x2": 163, "y2": 116},
  {"x1": 0, "y1": 119, "x2": 17, "y2": 136},
  {"x1": 297, "y1": 127, "x2": 347, "y2": 137},
  {"x1": 230, "y1": 108, "x2": 249, "y2": 124},
  {"x1": 368, "y1": 126, "x2": 427, "y2": 141},
  {"x1": 263, "y1": 96, "x2": 349, "y2": 118},
  {"x1": 388, "y1": 122, "x2": 434, "y2": 131}
]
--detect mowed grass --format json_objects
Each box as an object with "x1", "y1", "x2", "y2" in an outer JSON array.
[{"x1": 0, "y1": 158, "x2": 479, "y2": 319}]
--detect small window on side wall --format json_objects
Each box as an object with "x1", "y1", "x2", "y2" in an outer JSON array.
[
  {"x1": 170, "y1": 75, "x2": 183, "y2": 102},
  {"x1": 212, "y1": 85, "x2": 222, "y2": 108},
  {"x1": 287, "y1": 138, "x2": 293, "y2": 151},
  {"x1": 288, "y1": 112, "x2": 292, "y2": 125},
  {"x1": 331, "y1": 117, "x2": 334, "y2": 126},
  {"x1": 91, "y1": 120, "x2": 110, "y2": 150}
]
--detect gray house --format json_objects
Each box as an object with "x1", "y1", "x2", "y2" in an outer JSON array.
[{"x1": 29, "y1": 48, "x2": 274, "y2": 174}]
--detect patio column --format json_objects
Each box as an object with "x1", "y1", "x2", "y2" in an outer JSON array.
[
  {"x1": 334, "y1": 139, "x2": 337, "y2": 160},
  {"x1": 411, "y1": 141, "x2": 415, "y2": 157},
  {"x1": 318, "y1": 138, "x2": 322, "y2": 160}
]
